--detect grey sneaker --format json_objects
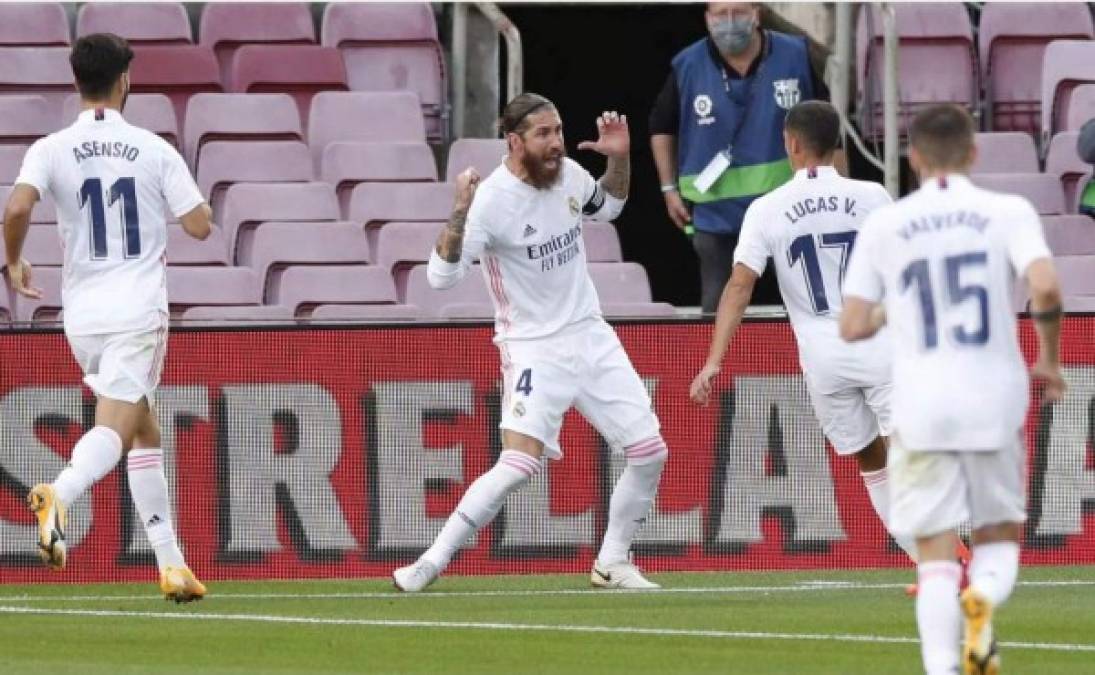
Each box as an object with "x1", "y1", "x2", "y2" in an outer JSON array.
[{"x1": 393, "y1": 560, "x2": 440, "y2": 593}]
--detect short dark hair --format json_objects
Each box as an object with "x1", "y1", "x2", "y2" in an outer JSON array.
[
  {"x1": 70, "y1": 33, "x2": 134, "y2": 101},
  {"x1": 784, "y1": 100, "x2": 841, "y2": 157},
  {"x1": 499, "y1": 92, "x2": 557, "y2": 136},
  {"x1": 909, "y1": 104, "x2": 975, "y2": 170}
]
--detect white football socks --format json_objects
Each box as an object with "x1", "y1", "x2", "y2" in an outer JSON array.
[
  {"x1": 597, "y1": 437, "x2": 668, "y2": 566},
  {"x1": 916, "y1": 560, "x2": 963, "y2": 675},
  {"x1": 861, "y1": 468, "x2": 918, "y2": 562},
  {"x1": 420, "y1": 449, "x2": 539, "y2": 570},
  {"x1": 127, "y1": 449, "x2": 186, "y2": 572},
  {"x1": 52, "y1": 426, "x2": 123, "y2": 508},
  {"x1": 969, "y1": 540, "x2": 1020, "y2": 607}
]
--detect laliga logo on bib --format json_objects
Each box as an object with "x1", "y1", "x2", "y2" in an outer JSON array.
[
  {"x1": 693, "y1": 94, "x2": 715, "y2": 126},
  {"x1": 773, "y1": 78, "x2": 801, "y2": 110}
]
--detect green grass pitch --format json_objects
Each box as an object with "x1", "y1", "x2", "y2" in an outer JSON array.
[{"x1": 1, "y1": 566, "x2": 1093, "y2": 674}]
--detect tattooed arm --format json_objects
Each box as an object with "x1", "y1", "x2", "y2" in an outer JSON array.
[
  {"x1": 600, "y1": 152, "x2": 630, "y2": 200},
  {"x1": 428, "y1": 168, "x2": 482, "y2": 289},
  {"x1": 578, "y1": 111, "x2": 631, "y2": 220}
]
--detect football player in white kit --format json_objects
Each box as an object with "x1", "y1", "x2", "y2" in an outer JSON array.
[
  {"x1": 393, "y1": 93, "x2": 667, "y2": 592},
  {"x1": 3, "y1": 34, "x2": 213, "y2": 601},
  {"x1": 841, "y1": 104, "x2": 1065, "y2": 675},
  {"x1": 690, "y1": 101, "x2": 920, "y2": 565}
]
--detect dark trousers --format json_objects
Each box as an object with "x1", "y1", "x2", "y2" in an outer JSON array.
[{"x1": 692, "y1": 230, "x2": 782, "y2": 313}]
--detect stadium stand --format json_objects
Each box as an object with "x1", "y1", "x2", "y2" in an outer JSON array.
[
  {"x1": 270, "y1": 265, "x2": 405, "y2": 318},
  {"x1": 241, "y1": 221, "x2": 371, "y2": 301},
  {"x1": 0, "y1": 145, "x2": 28, "y2": 184},
  {"x1": 856, "y1": 3, "x2": 976, "y2": 138},
  {"x1": 199, "y1": 2, "x2": 316, "y2": 86},
  {"x1": 1055, "y1": 254, "x2": 1095, "y2": 299},
  {"x1": 167, "y1": 224, "x2": 231, "y2": 266},
  {"x1": 228, "y1": 45, "x2": 348, "y2": 126},
  {"x1": 77, "y1": 3, "x2": 193, "y2": 45},
  {"x1": 1043, "y1": 215, "x2": 1095, "y2": 256},
  {"x1": 63, "y1": 93, "x2": 179, "y2": 148},
  {"x1": 0, "y1": 2, "x2": 69, "y2": 46},
  {"x1": 183, "y1": 93, "x2": 303, "y2": 169},
  {"x1": 321, "y1": 142, "x2": 437, "y2": 216},
  {"x1": 12, "y1": 266, "x2": 62, "y2": 322},
  {"x1": 180, "y1": 304, "x2": 295, "y2": 322},
  {"x1": 403, "y1": 263, "x2": 492, "y2": 318},
  {"x1": 128, "y1": 45, "x2": 222, "y2": 128},
  {"x1": 978, "y1": 2, "x2": 1094, "y2": 135},
  {"x1": 348, "y1": 181, "x2": 455, "y2": 257},
  {"x1": 1045, "y1": 131, "x2": 1089, "y2": 207},
  {"x1": 322, "y1": 2, "x2": 447, "y2": 141},
  {"x1": 0, "y1": 186, "x2": 55, "y2": 223},
  {"x1": 583, "y1": 221, "x2": 624, "y2": 263},
  {"x1": 1041, "y1": 40, "x2": 1095, "y2": 142},
  {"x1": 0, "y1": 96, "x2": 57, "y2": 146},
  {"x1": 0, "y1": 287, "x2": 9, "y2": 323},
  {"x1": 971, "y1": 173, "x2": 1067, "y2": 215},
  {"x1": 445, "y1": 138, "x2": 507, "y2": 181},
  {"x1": 17, "y1": 226, "x2": 63, "y2": 268},
  {"x1": 166, "y1": 266, "x2": 261, "y2": 314},
  {"x1": 196, "y1": 140, "x2": 314, "y2": 221},
  {"x1": 219, "y1": 182, "x2": 340, "y2": 263},
  {"x1": 0, "y1": 47, "x2": 74, "y2": 110},
  {"x1": 1067, "y1": 84, "x2": 1095, "y2": 131},
  {"x1": 307, "y1": 91, "x2": 427, "y2": 169},
  {"x1": 971, "y1": 132, "x2": 1039, "y2": 174}
]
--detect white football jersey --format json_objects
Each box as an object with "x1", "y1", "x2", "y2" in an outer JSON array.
[
  {"x1": 15, "y1": 108, "x2": 203, "y2": 336},
  {"x1": 843, "y1": 174, "x2": 1051, "y2": 451},
  {"x1": 734, "y1": 166, "x2": 894, "y2": 393},
  {"x1": 429, "y1": 157, "x2": 620, "y2": 341}
]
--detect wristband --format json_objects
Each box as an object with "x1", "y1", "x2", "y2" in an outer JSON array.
[{"x1": 660, "y1": 184, "x2": 678, "y2": 193}]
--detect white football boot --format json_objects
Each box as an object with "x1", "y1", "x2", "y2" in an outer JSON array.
[
  {"x1": 392, "y1": 560, "x2": 440, "y2": 593},
  {"x1": 590, "y1": 560, "x2": 660, "y2": 590}
]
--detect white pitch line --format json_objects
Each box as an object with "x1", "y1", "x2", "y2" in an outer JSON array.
[
  {"x1": 0, "y1": 605, "x2": 1093, "y2": 653},
  {"x1": 0, "y1": 579, "x2": 1092, "y2": 603}
]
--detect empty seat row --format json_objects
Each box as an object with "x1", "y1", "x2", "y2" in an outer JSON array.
[
  {"x1": 0, "y1": 2, "x2": 446, "y2": 140},
  {"x1": 857, "y1": 3, "x2": 1095, "y2": 139},
  {"x1": 974, "y1": 131, "x2": 1093, "y2": 208}
]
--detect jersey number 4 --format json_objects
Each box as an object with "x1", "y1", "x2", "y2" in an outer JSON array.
[
  {"x1": 787, "y1": 230, "x2": 857, "y2": 315},
  {"x1": 901, "y1": 252, "x2": 990, "y2": 350},
  {"x1": 79, "y1": 177, "x2": 141, "y2": 260}
]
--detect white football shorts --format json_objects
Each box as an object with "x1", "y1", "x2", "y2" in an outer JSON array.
[
  {"x1": 888, "y1": 432, "x2": 1028, "y2": 539},
  {"x1": 497, "y1": 319, "x2": 660, "y2": 460},
  {"x1": 67, "y1": 316, "x2": 168, "y2": 404},
  {"x1": 807, "y1": 381, "x2": 892, "y2": 455}
]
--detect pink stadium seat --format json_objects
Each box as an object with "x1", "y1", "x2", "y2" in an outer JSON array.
[
  {"x1": 1041, "y1": 40, "x2": 1095, "y2": 141},
  {"x1": 179, "y1": 304, "x2": 295, "y2": 323},
  {"x1": 241, "y1": 222, "x2": 370, "y2": 301},
  {"x1": 12, "y1": 266, "x2": 62, "y2": 322},
  {"x1": 1041, "y1": 216, "x2": 1095, "y2": 256},
  {"x1": 320, "y1": 142, "x2": 436, "y2": 214},
  {"x1": 271, "y1": 265, "x2": 399, "y2": 318},
  {"x1": 322, "y1": 2, "x2": 446, "y2": 141},
  {"x1": 167, "y1": 225, "x2": 230, "y2": 266},
  {"x1": 856, "y1": 3, "x2": 976, "y2": 138},
  {"x1": 166, "y1": 266, "x2": 261, "y2": 312},
  {"x1": 63, "y1": 93, "x2": 179, "y2": 148},
  {"x1": 970, "y1": 173, "x2": 1066, "y2": 215},
  {"x1": 129, "y1": 45, "x2": 222, "y2": 129},
  {"x1": 588, "y1": 262, "x2": 656, "y2": 304},
  {"x1": 1053, "y1": 255, "x2": 1095, "y2": 297},
  {"x1": 348, "y1": 181, "x2": 455, "y2": 250},
  {"x1": 0, "y1": 47, "x2": 74, "y2": 110},
  {"x1": 0, "y1": 186, "x2": 56, "y2": 223},
  {"x1": 445, "y1": 138, "x2": 507, "y2": 182},
  {"x1": 978, "y1": 3, "x2": 1093, "y2": 135},
  {"x1": 220, "y1": 182, "x2": 340, "y2": 262},
  {"x1": 971, "y1": 133, "x2": 1039, "y2": 174},
  {"x1": 0, "y1": 96, "x2": 56, "y2": 145},
  {"x1": 0, "y1": 3, "x2": 69, "y2": 46},
  {"x1": 199, "y1": 3, "x2": 315, "y2": 85},
  {"x1": 307, "y1": 303, "x2": 421, "y2": 321},
  {"x1": 374, "y1": 220, "x2": 442, "y2": 295},
  {"x1": 1066, "y1": 84, "x2": 1095, "y2": 132},
  {"x1": 403, "y1": 263, "x2": 492, "y2": 317},
  {"x1": 1045, "y1": 132, "x2": 1089, "y2": 207},
  {"x1": 183, "y1": 93, "x2": 303, "y2": 169},
  {"x1": 1063, "y1": 295, "x2": 1095, "y2": 312},
  {"x1": 307, "y1": 91, "x2": 426, "y2": 168},
  {"x1": 0, "y1": 145, "x2": 28, "y2": 184},
  {"x1": 601, "y1": 303, "x2": 676, "y2": 318},
  {"x1": 77, "y1": 3, "x2": 192, "y2": 45},
  {"x1": 583, "y1": 221, "x2": 623, "y2": 263},
  {"x1": 229, "y1": 45, "x2": 348, "y2": 126},
  {"x1": 18, "y1": 226, "x2": 62, "y2": 267},
  {"x1": 196, "y1": 141, "x2": 313, "y2": 221}
]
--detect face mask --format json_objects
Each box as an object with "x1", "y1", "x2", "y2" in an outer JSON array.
[{"x1": 710, "y1": 16, "x2": 755, "y2": 56}]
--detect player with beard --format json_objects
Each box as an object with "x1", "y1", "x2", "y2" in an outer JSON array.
[{"x1": 393, "y1": 93, "x2": 668, "y2": 592}]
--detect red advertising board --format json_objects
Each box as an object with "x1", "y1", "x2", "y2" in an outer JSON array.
[{"x1": 1, "y1": 319, "x2": 1092, "y2": 583}]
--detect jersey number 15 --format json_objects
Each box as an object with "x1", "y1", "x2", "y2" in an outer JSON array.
[{"x1": 79, "y1": 177, "x2": 141, "y2": 260}]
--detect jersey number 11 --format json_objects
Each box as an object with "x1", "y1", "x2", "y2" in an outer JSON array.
[{"x1": 79, "y1": 177, "x2": 141, "y2": 260}]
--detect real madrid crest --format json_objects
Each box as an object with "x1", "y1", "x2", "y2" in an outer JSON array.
[
  {"x1": 693, "y1": 94, "x2": 715, "y2": 125},
  {"x1": 568, "y1": 196, "x2": 580, "y2": 217},
  {"x1": 513, "y1": 401, "x2": 526, "y2": 417}
]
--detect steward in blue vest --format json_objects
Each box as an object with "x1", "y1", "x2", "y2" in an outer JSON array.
[{"x1": 650, "y1": 3, "x2": 829, "y2": 312}]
